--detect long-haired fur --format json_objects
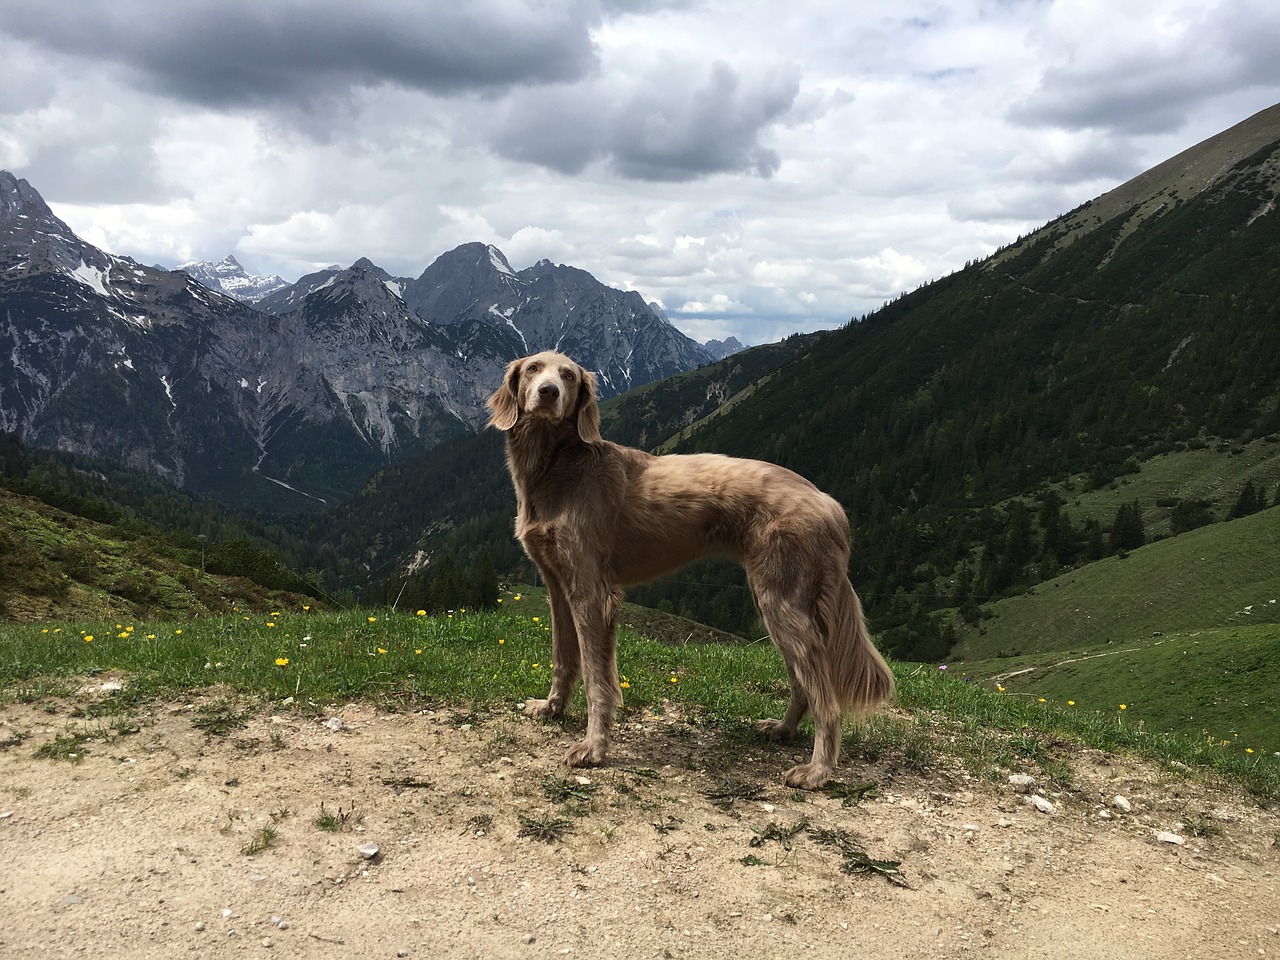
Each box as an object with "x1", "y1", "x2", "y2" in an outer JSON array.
[{"x1": 487, "y1": 351, "x2": 893, "y2": 789}]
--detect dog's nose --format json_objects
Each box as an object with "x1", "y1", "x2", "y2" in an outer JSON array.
[{"x1": 538, "y1": 383, "x2": 560, "y2": 401}]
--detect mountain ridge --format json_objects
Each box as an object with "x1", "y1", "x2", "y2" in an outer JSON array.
[
  {"x1": 176, "y1": 254, "x2": 289, "y2": 303},
  {"x1": 0, "y1": 170, "x2": 713, "y2": 509},
  {"x1": 306, "y1": 100, "x2": 1280, "y2": 658}
]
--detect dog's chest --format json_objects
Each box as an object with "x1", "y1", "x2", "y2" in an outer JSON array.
[{"x1": 516, "y1": 514, "x2": 565, "y2": 566}]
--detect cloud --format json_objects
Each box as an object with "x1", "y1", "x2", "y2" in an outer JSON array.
[
  {"x1": 4, "y1": 0, "x2": 603, "y2": 111},
  {"x1": 5, "y1": 0, "x2": 1280, "y2": 348},
  {"x1": 1008, "y1": 0, "x2": 1280, "y2": 134},
  {"x1": 489, "y1": 58, "x2": 800, "y2": 181}
]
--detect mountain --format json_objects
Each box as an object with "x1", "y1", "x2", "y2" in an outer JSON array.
[
  {"x1": 701, "y1": 336, "x2": 745, "y2": 362},
  {"x1": 176, "y1": 254, "x2": 288, "y2": 303},
  {"x1": 0, "y1": 172, "x2": 712, "y2": 509},
  {"x1": 400, "y1": 242, "x2": 709, "y2": 398},
  {"x1": 303, "y1": 102, "x2": 1280, "y2": 656},
  {"x1": 648, "y1": 102, "x2": 1280, "y2": 654}
]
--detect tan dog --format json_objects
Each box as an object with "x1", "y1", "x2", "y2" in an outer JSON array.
[{"x1": 487, "y1": 351, "x2": 893, "y2": 788}]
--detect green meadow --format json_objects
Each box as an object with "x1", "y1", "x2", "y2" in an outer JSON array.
[{"x1": 3, "y1": 590, "x2": 1276, "y2": 805}]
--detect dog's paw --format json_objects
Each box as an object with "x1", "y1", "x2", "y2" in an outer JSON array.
[
  {"x1": 782, "y1": 762, "x2": 833, "y2": 791},
  {"x1": 754, "y1": 718, "x2": 795, "y2": 742},
  {"x1": 565, "y1": 736, "x2": 608, "y2": 768},
  {"x1": 522, "y1": 698, "x2": 562, "y2": 719}
]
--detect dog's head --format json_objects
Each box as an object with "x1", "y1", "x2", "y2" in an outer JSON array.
[{"x1": 486, "y1": 351, "x2": 601, "y2": 442}]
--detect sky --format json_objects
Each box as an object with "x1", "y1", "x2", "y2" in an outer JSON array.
[{"x1": 3, "y1": 1, "x2": 1279, "y2": 346}]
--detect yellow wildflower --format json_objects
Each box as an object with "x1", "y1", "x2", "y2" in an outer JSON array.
[
  {"x1": 377, "y1": 647, "x2": 387, "y2": 655},
  {"x1": 84, "y1": 635, "x2": 94, "y2": 643},
  {"x1": 275, "y1": 657, "x2": 289, "y2": 667},
  {"x1": 416, "y1": 609, "x2": 426, "y2": 616},
  {"x1": 368, "y1": 616, "x2": 378, "y2": 623},
  {"x1": 1067, "y1": 700, "x2": 1075, "y2": 706}
]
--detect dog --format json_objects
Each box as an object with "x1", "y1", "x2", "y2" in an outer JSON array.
[{"x1": 486, "y1": 351, "x2": 893, "y2": 788}]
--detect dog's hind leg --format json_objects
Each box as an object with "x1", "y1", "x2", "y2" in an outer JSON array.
[
  {"x1": 523, "y1": 570, "x2": 581, "y2": 720},
  {"x1": 565, "y1": 582, "x2": 623, "y2": 768},
  {"x1": 750, "y1": 564, "x2": 842, "y2": 790}
]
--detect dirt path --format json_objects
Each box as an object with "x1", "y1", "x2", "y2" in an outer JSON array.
[{"x1": 2, "y1": 691, "x2": 1278, "y2": 959}]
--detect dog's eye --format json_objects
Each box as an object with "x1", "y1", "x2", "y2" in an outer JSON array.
[
  {"x1": 525, "y1": 363, "x2": 539, "y2": 375},
  {"x1": 562, "y1": 369, "x2": 576, "y2": 382}
]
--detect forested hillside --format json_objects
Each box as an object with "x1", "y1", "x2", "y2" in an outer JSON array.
[
  {"x1": 312, "y1": 111, "x2": 1280, "y2": 657},
  {"x1": 6, "y1": 112, "x2": 1278, "y2": 665},
  {"x1": 653, "y1": 127, "x2": 1280, "y2": 655},
  {"x1": 0, "y1": 435, "x2": 322, "y2": 620}
]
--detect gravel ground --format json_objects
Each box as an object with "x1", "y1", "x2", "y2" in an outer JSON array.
[{"x1": 2, "y1": 687, "x2": 1279, "y2": 959}]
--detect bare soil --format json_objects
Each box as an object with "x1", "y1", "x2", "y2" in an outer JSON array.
[{"x1": 2, "y1": 689, "x2": 1278, "y2": 959}]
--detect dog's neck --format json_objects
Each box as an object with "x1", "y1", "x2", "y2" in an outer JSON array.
[{"x1": 503, "y1": 415, "x2": 586, "y2": 495}]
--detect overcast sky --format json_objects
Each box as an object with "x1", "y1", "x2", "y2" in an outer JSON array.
[{"x1": 3, "y1": 1, "x2": 1279, "y2": 345}]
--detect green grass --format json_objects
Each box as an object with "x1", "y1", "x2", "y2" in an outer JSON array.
[
  {"x1": 951, "y1": 623, "x2": 1279, "y2": 758},
  {"x1": 1054, "y1": 437, "x2": 1280, "y2": 538},
  {"x1": 955, "y1": 505, "x2": 1280, "y2": 659},
  {"x1": 3, "y1": 591, "x2": 1276, "y2": 804},
  {"x1": 0, "y1": 488, "x2": 312, "y2": 623}
]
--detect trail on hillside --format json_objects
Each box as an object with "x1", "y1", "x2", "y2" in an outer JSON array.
[
  {"x1": 986, "y1": 641, "x2": 1167, "y2": 683},
  {"x1": 2, "y1": 691, "x2": 1278, "y2": 960}
]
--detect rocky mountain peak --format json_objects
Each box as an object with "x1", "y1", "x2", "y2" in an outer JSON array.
[
  {"x1": 176, "y1": 253, "x2": 289, "y2": 304},
  {"x1": 702, "y1": 336, "x2": 745, "y2": 361},
  {"x1": 2, "y1": 180, "x2": 715, "y2": 510},
  {"x1": 0, "y1": 170, "x2": 111, "y2": 277},
  {"x1": 1, "y1": 171, "x2": 58, "y2": 225}
]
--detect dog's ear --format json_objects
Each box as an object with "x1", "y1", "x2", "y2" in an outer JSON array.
[
  {"x1": 486, "y1": 358, "x2": 524, "y2": 431},
  {"x1": 574, "y1": 366, "x2": 601, "y2": 442}
]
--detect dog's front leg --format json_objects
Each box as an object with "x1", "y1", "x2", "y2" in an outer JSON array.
[
  {"x1": 523, "y1": 569, "x2": 581, "y2": 720},
  {"x1": 565, "y1": 583, "x2": 623, "y2": 768}
]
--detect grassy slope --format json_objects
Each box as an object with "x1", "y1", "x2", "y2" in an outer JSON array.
[
  {"x1": 1054, "y1": 437, "x2": 1280, "y2": 538},
  {"x1": 0, "y1": 488, "x2": 308, "y2": 622},
  {"x1": 946, "y1": 504, "x2": 1279, "y2": 757},
  {"x1": 955, "y1": 624, "x2": 1279, "y2": 758},
  {"x1": 953, "y1": 504, "x2": 1280, "y2": 658}
]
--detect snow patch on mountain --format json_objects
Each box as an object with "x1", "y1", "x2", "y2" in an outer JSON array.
[{"x1": 70, "y1": 260, "x2": 111, "y2": 297}]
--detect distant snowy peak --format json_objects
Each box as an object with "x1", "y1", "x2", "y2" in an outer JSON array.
[{"x1": 177, "y1": 254, "x2": 289, "y2": 303}]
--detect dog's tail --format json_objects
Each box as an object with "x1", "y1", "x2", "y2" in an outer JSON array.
[{"x1": 826, "y1": 575, "x2": 894, "y2": 714}]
